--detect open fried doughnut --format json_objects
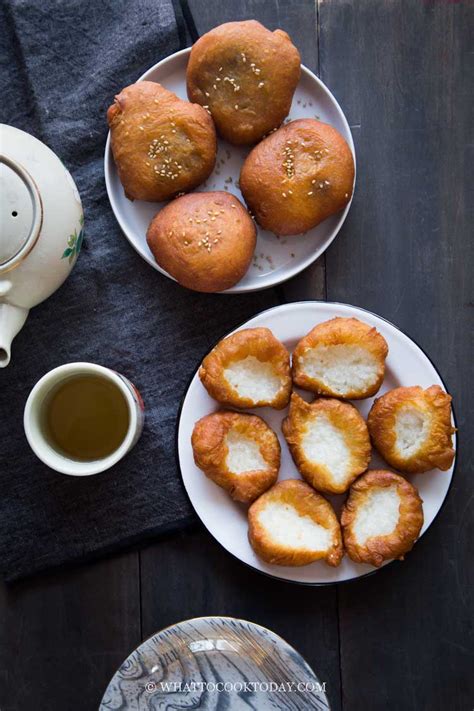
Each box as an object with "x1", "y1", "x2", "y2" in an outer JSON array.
[
  {"x1": 367, "y1": 385, "x2": 455, "y2": 473},
  {"x1": 282, "y1": 393, "x2": 371, "y2": 494},
  {"x1": 248, "y1": 479, "x2": 343, "y2": 567},
  {"x1": 341, "y1": 469, "x2": 424, "y2": 567},
  {"x1": 240, "y1": 119, "x2": 354, "y2": 235},
  {"x1": 187, "y1": 20, "x2": 301, "y2": 145},
  {"x1": 107, "y1": 81, "x2": 216, "y2": 201},
  {"x1": 192, "y1": 411, "x2": 280, "y2": 503},
  {"x1": 292, "y1": 317, "x2": 388, "y2": 399},
  {"x1": 199, "y1": 327, "x2": 291, "y2": 409}
]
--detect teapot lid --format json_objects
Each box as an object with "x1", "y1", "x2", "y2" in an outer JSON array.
[{"x1": 0, "y1": 155, "x2": 42, "y2": 273}]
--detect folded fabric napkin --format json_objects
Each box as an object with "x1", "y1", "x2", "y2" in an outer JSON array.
[{"x1": 0, "y1": 0, "x2": 278, "y2": 581}]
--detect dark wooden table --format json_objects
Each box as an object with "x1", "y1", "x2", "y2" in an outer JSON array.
[{"x1": 1, "y1": 1, "x2": 473, "y2": 709}]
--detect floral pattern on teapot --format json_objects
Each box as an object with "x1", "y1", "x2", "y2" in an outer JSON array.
[{"x1": 62, "y1": 214, "x2": 84, "y2": 264}]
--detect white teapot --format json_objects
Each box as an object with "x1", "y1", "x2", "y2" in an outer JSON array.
[{"x1": 0, "y1": 124, "x2": 84, "y2": 367}]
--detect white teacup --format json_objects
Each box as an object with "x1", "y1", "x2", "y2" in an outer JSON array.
[{"x1": 24, "y1": 362, "x2": 145, "y2": 475}]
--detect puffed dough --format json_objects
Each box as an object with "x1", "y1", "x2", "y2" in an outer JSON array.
[
  {"x1": 107, "y1": 81, "x2": 216, "y2": 201},
  {"x1": 282, "y1": 393, "x2": 371, "y2": 494},
  {"x1": 187, "y1": 20, "x2": 301, "y2": 145},
  {"x1": 239, "y1": 119, "x2": 354, "y2": 235},
  {"x1": 146, "y1": 192, "x2": 256, "y2": 293},
  {"x1": 367, "y1": 385, "x2": 455, "y2": 473},
  {"x1": 292, "y1": 317, "x2": 388, "y2": 399},
  {"x1": 199, "y1": 327, "x2": 292, "y2": 409},
  {"x1": 192, "y1": 411, "x2": 280, "y2": 503},
  {"x1": 341, "y1": 470, "x2": 424, "y2": 567},
  {"x1": 248, "y1": 479, "x2": 343, "y2": 567}
]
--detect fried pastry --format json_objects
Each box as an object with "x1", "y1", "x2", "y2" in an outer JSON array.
[
  {"x1": 192, "y1": 411, "x2": 280, "y2": 503},
  {"x1": 341, "y1": 469, "x2": 424, "y2": 567},
  {"x1": 199, "y1": 327, "x2": 291, "y2": 409},
  {"x1": 239, "y1": 119, "x2": 354, "y2": 235},
  {"x1": 282, "y1": 393, "x2": 371, "y2": 494},
  {"x1": 248, "y1": 479, "x2": 343, "y2": 567},
  {"x1": 146, "y1": 192, "x2": 256, "y2": 292},
  {"x1": 107, "y1": 81, "x2": 216, "y2": 201},
  {"x1": 292, "y1": 317, "x2": 388, "y2": 399},
  {"x1": 187, "y1": 20, "x2": 301, "y2": 145},
  {"x1": 367, "y1": 385, "x2": 455, "y2": 473}
]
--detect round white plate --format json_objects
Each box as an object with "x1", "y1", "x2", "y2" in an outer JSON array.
[
  {"x1": 104, "y1": 48, "x2": 356, "y2": 293},
  {"x1": 177, "y1": 302, "x2": 456, "y2": 584}
]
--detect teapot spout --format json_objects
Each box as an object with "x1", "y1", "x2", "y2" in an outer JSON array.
[{"x1": 0, "y1": 303, "x2": 29, "y2": 367}]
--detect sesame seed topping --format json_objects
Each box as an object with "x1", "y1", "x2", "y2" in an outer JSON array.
[
  {"x1": 234, "y1": 104, "x2": 239, "y2": 110},
  {"x1": 282, "y1": 192, "x2": 287, "y2": 198},
  {"x1": 258, "y1": 82, "x2": 265, "y2": 88},
  {"x1": 307, "y1": 191, "x2": 313, "y2": 196}
]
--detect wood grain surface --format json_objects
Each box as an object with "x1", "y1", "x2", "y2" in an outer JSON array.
[{"x1": 0, "y1": 1, "x2": 472, "y2": 710}]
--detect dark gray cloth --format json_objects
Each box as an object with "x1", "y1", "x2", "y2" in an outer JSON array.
[{"x1": 0, "y1": 0, "x2": 278, "y2": 581}]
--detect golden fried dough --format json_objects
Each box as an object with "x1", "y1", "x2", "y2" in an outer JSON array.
[
  {"x1": 239, "y1": 119, "x2": 354, "y2": 235},
  {"x1": 367, "y1": 385, "x2": 455, "y2": 473},
  {"x1": 107, "y1": 81, "x2": 216, "y2": 201},
  {"x1": 248, "y1": 479, "x2": 343, "y2": 567},
  {"x1": 192, "y1": 411, "x2": 280, "y2": 503},
  {"x1": 187, "y1": 20, "x2": 300, "y2": 145},
  {"x1": 146, "y1": 192, "x2": 256, "y2": 292},
  {"x1": 282, "y1": 393, "x2": 371, "y2": 494},
  {"x1": 341, "y1": 470, "x2": 424, "y2": 567},
  {"x1": 199, "y1": 327, "x2": 291, "y2": 409},
  {"x1": 292, "y1": 317, "x2": 388, "y2": 399}
]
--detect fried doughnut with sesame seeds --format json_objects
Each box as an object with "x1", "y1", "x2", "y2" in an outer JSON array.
[
  {"x1": 186, "y1": 21, "x2": 301, "y2": 145},
  {"x1": 107, "y1": 81, "x2": 216, "y2": 202},
  {"x1": 146, "y1": 192, "x2": 256, "y2": 292},
  {"x1": 240, "y1": 119, "x2": 355, "y2": 235}
]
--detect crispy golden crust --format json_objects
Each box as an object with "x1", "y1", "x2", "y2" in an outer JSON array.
[
  {"x1": 191, "y1": 410, "x2": 280, "y2": 503},
  {"x1": 341, "y1": 470, "x2": 424, "y2": 567},
  {"x1": 367, "y1": 386, "x2": 455, "y2": 473},
  {"x1": 199, "y1": 327, "x2": 292, "y2": 409},
  {"x1": 282, "y1": 393, "x2": 371, "y2": 494},
  {"x1": 187, "y1": 20, "x2": 300, "y2": 145},
  {"x1": 248, "y1": 479, "x2": 343, "y2": 567},
  {"x1": 107, "y1": 81, "x2": 216, "y2": 201},
  {"x1": 239, "y1": 119, "x2": 354, "y2": 235},
  {"x1": 292, "y1": 317, "x2": 388, "y2": 399},
  {"x1": 146, "y1": 192, "x2": 256, "y2": 292}
]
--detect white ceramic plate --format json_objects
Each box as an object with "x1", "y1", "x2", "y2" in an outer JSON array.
[
  {"x1": 177, "y1": 302, "x2": 456, "y2": 584},
  {"x1": 104, "y1": 48, "x2": 356, "y2": 293}
]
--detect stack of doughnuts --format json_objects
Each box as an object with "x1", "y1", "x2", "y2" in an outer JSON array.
[{"x1": 108, "y1": 20, "x2": 355, "y2": 293}]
